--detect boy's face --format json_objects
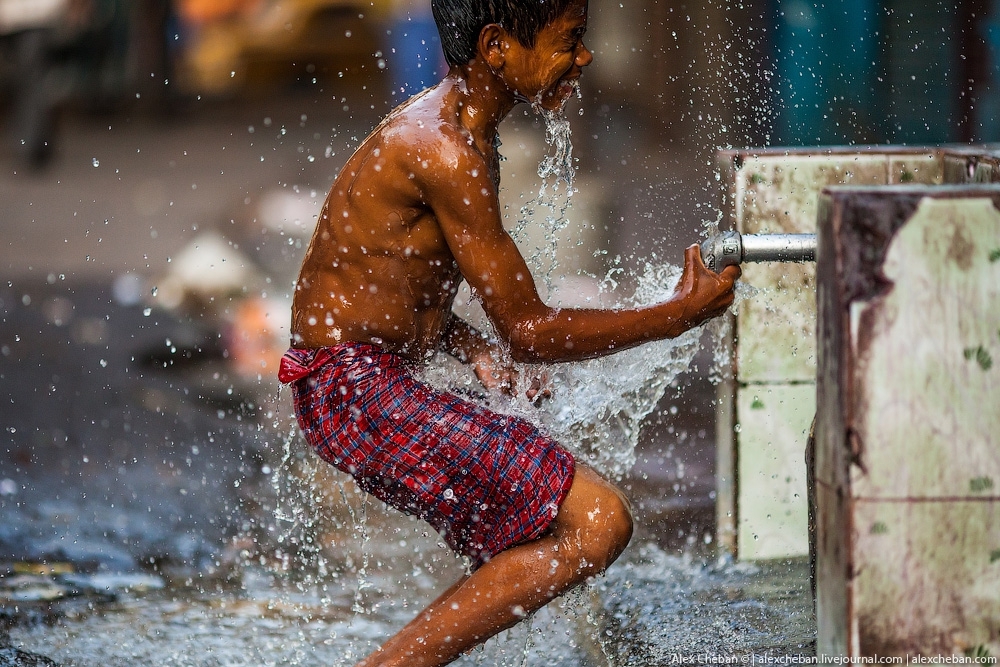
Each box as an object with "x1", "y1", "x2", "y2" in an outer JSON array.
[{"x1": 502, "y1": 0, "x2": 592, "y2": 111}]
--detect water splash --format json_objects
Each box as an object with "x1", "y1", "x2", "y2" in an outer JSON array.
[
  {"x1": 423, "y1": 263, "x2": 718, "y2": 480},
  {"x1": 535, "y1": 89, "x2": 578, "y2": 196},
  {"x1": 592, "y1": 544, "x2": 815, "y2": 661},
  {"x1": 510, "y1": 81, "x2": 580, "y2": 291},
  {"x1": 267, "y1": 406, "x2": 388, "y2": 624},
  {"x1": 251, "y1": 390, "x2": 497, "y2": 663}
]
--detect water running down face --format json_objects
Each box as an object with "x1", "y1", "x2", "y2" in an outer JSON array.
[{"x1": 495, "y1": 0, "x2": 593, "y2": 112}]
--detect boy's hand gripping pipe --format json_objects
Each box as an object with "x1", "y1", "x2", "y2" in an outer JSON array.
[{"x1": 699, "y1": 231, "x2": 817, "y2": 272}]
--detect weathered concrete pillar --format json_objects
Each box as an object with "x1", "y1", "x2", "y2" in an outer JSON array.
[{"x1": 815, "y1": 184, "x2": 1000, "y2": 656}]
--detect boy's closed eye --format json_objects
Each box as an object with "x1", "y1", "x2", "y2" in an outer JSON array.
[{"x1": 565, "y1": 29, "x2": 585, "y2": 48}]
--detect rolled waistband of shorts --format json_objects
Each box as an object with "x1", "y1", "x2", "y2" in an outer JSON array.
[{"x1": 277, "y1": 341, "x2": 405, "y2": 384}]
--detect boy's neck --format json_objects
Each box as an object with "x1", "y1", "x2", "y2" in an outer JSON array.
[{"x1": 448, "y1": 60, "x2": 520, "y2": 145}]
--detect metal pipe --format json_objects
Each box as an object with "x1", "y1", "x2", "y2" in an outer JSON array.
[{"x1": 700, "y1": 231, "x2": 817, "y2": 272}]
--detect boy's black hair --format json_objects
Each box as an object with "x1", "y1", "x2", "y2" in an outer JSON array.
[{"x1": 431, "y1": 0, "x2": 577, "y2": 68}]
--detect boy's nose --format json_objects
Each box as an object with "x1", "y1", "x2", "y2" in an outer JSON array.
[{"x1": 576, "y1": 41, "x2": 593, "y2": 67}]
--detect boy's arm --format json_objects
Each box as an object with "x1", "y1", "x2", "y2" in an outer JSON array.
[
  {"x1": 440, "y1": 313, "x2": 526, "y2": 395},
  {"x1": 439, "y1": 313, "x2": 493, "y2": 364},
  {"x1": 418, "y1": 137, "x2": 740, "y2": 364}
]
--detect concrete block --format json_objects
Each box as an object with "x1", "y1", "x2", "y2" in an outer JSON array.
[
  {"x1": 724, "y1": 148, "x2": 944, "y2": 386},
  {"x1": 852, "y1": 501, "x2": 1000, "y2": 655},
  {"x1": 736, "y1": 383, "x2": 814, "y2": 560},
  {"x1": 886, "y1": 153, "x2": 943, "y2": 185},
  {"x1": 736, "y1": 261, "x2": 816, "y2": 384}
]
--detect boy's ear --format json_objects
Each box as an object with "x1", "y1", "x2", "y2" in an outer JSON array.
[{"x1": 478, "y1": 24, "x2": 506, "y2": 70}]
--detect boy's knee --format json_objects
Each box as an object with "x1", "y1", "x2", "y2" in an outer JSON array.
[
  {"x1": 598, "y1": 488, "x2": 633, "y2": 566},
  {"x1": 563, "y1": 485, "x2": 633, "y2": 576}
]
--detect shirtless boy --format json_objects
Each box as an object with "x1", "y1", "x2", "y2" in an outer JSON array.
[{"x1": 278, "y1": 0, "x2": 741, "y2": 664}]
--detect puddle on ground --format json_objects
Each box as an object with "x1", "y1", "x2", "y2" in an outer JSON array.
[
  {"x1": 4, "y1": 542, "x2": 813, "y2": 666},
  {"x1": 594, "y1": 546, "x2": 815, "y2": 664}
]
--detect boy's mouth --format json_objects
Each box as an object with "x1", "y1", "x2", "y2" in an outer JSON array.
[
  {"x1": 557, "y1": 78, "x2": 578, "y2": 94},
  {"x1": 538, "y1": 78, "x2": 580, "y2": 110}
]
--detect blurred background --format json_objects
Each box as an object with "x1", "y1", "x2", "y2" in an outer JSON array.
[
  {"x1": 3, "y1": 0, "x2": 998, "y2": 163},
  {"x1": 0, "y1": 0, "x2": 998, "y2": 663},
  {"x1": 3, "y1": 0, "x2": 998, "y2": 273}
]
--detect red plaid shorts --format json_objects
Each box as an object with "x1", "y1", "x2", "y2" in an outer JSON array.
[{"x1": 278, "y1": 342, "x2": 575, "y2": 568}]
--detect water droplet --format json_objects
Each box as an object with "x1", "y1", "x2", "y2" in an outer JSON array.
[{"x1": 92, "y1": 158, "x2": 100, "y2": 167}]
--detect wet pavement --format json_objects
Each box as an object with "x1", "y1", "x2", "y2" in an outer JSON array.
[{"x1": 1, "y1": 86, "x2": 810, "y2": 664}]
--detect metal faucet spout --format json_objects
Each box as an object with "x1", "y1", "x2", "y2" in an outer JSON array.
[{"x1": 700, "y1": 231, "x2": 817, "y2": 272}]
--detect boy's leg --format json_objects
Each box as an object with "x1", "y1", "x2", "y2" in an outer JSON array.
[{"x1": 357, "y1": 464, "x2": 633, "y2": 667}]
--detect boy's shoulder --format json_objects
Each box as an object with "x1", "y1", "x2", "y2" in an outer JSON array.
[{"x1": 375, "y1": 93, "x2": 490, "y2": 178}]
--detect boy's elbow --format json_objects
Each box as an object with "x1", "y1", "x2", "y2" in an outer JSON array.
[
  {"x1": 503, "y1": 324, "x2": 543, "y2": 363},
  {"x1": 505, "y1": 321, "x2": 572, "y2": 364},
  {"x1": 509, "y1": 344, "x2": 546, "y2": 364}
]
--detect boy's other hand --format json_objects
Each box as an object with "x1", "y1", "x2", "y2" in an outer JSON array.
[
  {"x1": 671, "y1": 244, "x2": 742, "y2": 332},
  {"x1": 471, "y1": 349, "x2": 516, "y2": 396},
  {"x1": 526, "y1": 374, "x2": 553, "y2": 405},
  {"x1": 472, "y1": 350, "x2": 551, "y2": 403}
]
